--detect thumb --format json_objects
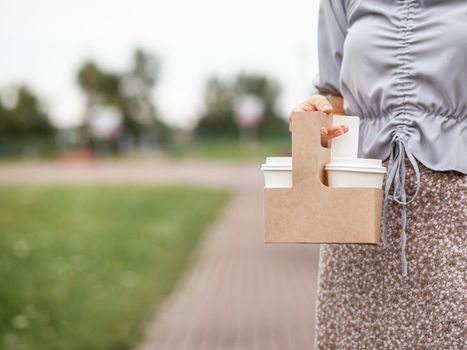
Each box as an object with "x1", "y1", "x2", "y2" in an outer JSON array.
[{"x1": 317, "y1": 99, "x2": 332, "y2": 114}]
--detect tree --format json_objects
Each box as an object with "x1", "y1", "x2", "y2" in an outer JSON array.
[
  {"x1": 77, "y1": 62, "x2": 121, "y2": 106},
  {"x1": 76, "y1": 49, "x2": 171, "y2": 147},
  {"x1": 121, "y1": 49, "x2": 171, "y2": 144},
  {"x1": 0, "y1": 86, "x2": 54, "y2": 137},
  {"x1": 233, "y1": 74, "x2": 288, "y2": 138},
  {"x1": 0, "y1": 99, "x2": 10, "y2": 136},
  {"x1": 77, "y1": 61, "x2": 133, "y2": 135},
  {"x1": 195, "y1": 76, "x2": 237, "y2": 139},
  {"x1": 194, "y1": 73, "x2": 288, "y2": 140}
]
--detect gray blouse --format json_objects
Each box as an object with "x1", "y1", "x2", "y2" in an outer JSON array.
[{"x1": 313, "y1": 0, "x2": 467, "y2": 276}]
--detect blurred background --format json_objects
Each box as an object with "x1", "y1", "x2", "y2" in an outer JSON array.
[{"x1": 0, "y1": 0, "x2": 321, "y2": 349}]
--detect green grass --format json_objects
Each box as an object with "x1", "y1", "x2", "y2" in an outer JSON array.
[
  {"x1": 167, "y1": 139, "x2": 291, "y2": 161},
  {"x1": 0, "y1": 185, "x2": 230, "y2": 350}
]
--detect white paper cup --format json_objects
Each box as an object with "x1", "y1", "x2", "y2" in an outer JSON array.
[
  {"x1": 262, "y1": 156, "x2": 386, "y2": 189},
  {"x1": 261, "y1": 157, "x2": 292, "y2": 188},
  {"x1": 325, "y1": 157, "x2": 386, "y2": 189}
]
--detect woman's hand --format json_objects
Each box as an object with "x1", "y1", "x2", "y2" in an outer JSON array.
[{"x1": 289, "y1": 94, "x2": 349, "y2": 147}]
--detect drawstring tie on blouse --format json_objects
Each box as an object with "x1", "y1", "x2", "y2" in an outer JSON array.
[{"x1": 381, "y1": 136, "x2": 421, "y2": 278}]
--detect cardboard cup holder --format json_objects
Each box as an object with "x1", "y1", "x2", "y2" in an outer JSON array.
[{"x1": 264, "y1": 111, "x2": 383, "y2": 244}]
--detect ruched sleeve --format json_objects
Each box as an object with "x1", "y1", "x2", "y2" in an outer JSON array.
[{"x1": 313, "y1": 0, "x2": 347, "y2": 96}]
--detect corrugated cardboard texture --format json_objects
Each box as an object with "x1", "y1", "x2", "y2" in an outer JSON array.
[{"x1": 264, "y1": 111, "x2": 383, "y2": 244}]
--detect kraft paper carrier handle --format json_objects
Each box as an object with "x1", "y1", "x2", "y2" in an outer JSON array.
[{"x1": 264, "y1": 111, "x2": 383, "y2": 244}]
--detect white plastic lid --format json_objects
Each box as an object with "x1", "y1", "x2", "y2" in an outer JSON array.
[
  {"x1": 261, "y1": 157, "x2": 292, "y2": 171},
  {"x1": 325, "y1": 157, "x2": 386, "y2": 173},
  {"x1": 262, "y1": 156, "x2": 386, "y2": 173}
]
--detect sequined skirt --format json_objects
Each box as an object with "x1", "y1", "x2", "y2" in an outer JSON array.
[{"x1": 314, "y1": 160, "x2": 466, "y2": 349}]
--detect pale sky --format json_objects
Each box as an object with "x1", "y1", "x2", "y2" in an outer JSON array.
[{"x1": 0, "y1": 0, "x2": 320, "y2": 128}]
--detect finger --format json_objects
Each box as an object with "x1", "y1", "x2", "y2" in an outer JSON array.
[
  {"x1": 310, "y1": 95, "x2": 333, "y2": 114},
  {"x1": 324, "y1": 125, "x2": 349, "y2": 139},
  {"x1": 292, "y1": 94, "x2": 325, "y2": 113},
  {"x1": 292, "y1": 102, "x2": 318, "y2": 113},
  {"x1": 339, "y1": 124, "x2": 349, "y2": 133},
  {"x1": 322, "y1": 132, "x2": 343, "y2": 142},
  {"x1": 326, "y1": 125, "x2": 348, "y2": 133},
  {"x1": 334, "y1": 124, "x2": 349, "y2": 135},
  {"x1": 318, "y1": 103, "x2": 333, "y2": 114}
]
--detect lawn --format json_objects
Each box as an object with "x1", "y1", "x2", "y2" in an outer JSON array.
[{"x1": 0, "y1": 185, "x2": 229, "y2": 350}]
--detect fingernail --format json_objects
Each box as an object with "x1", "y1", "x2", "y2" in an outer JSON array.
[{"x1": 335, "y1": 129, "x2": 343, "y2": 136}]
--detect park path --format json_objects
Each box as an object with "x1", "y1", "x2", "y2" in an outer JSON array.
[{"x1": 0, "y1": 158, "x2": 320, "y2": 350}]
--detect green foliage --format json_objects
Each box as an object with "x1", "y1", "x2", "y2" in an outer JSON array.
[
  {"x1": 195, "y1": 77, "x2": 238, "y2": 139},
  {"x1": 77, "y1": 49, "x2": 172, "y2": 145},
  {"x1": 234, "y1": 74, "x2": 289, "y2": 138},
  {"x1": 0, "y1": 185, "x2": 229, "y2": 350},
  {"x1": 77, "y1": 62, "x2": 121, "y2": 106},
  {"x1": 194, "y1": 73, "x2": 289, "y2": 140},
  {"x1": 0, "y1": 86, "x2": 54, "y2": 137},
  {"x1": 0, "y1": 87, "x2": 56, "y2": 158},
  {"x1": 128, "y1": 49, "x2": 159, "y2": 91}
]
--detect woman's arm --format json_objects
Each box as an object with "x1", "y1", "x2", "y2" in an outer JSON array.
[{"x1": 329, "y1": 95, "x2": 345, "y2": 115}]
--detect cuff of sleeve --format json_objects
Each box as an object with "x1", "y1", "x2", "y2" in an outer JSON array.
[{"x1": 313, "y1": 73, "x2": 341, "y2": 96}]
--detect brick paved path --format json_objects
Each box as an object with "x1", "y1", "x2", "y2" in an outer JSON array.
[{"x1": 0, "y1": 159, "x2": 320, "y2": 350}]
